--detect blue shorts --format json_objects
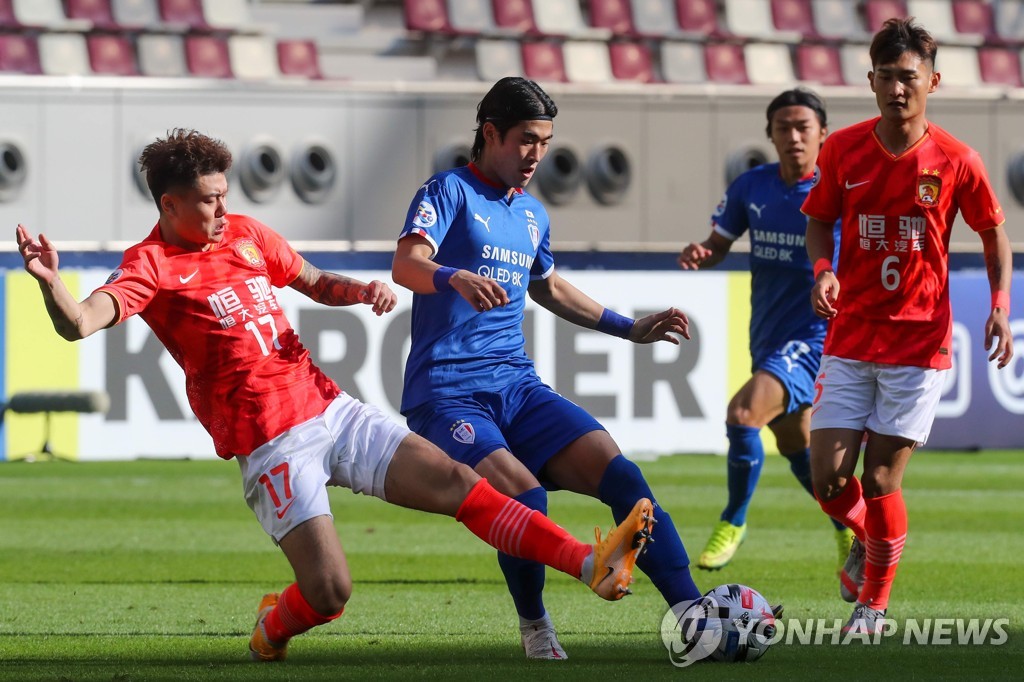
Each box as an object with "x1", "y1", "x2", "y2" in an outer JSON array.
[
  {"x1": 755, "y1": 339, "x2": 822, "y2": 417},
  {"x1": 403, "y1": 376, "x2": 604, "y2": 477}
]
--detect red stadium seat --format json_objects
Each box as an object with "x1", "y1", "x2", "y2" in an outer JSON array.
[
  {"x1": 796, "y1": 43, "x2": 844, "y2": 85},
  {"x1": 277, "y1": 39, "x2": 321, "y2": 79},
  {"x1": 588, "y1": 0, "x2": 635, "y2": 35},
  {"x1": 67, "y1": 0, "x2": 119, "y2": 29},
  {"x1": 952, "y1": 0, "x2": 994, "y2": 39},
  {"x1": 676, "y1": 0, "x2": 722, "y2": 35},
  {"x1": 609, "y1": 41, "x2": 654, "y2": 82},
  {"x1": 404, "y1": 0, "x2": 452, "y2": 33},
  {"x1": 704, "y1": 42, "x2": 748, "y2": 84},
  {"x1": 978, "y1": 45, "x2": 1022, "y2": 87},
  {"x1": 0, "y1": 0, "x2": 18, "y2": 28},
  {"x1": 521, "y1": 40, "x2": 567, "y2": 82},
  {"x1": 863, "y1": 0, "x2": 908, "y2": 32},
  {"x1": 0, "y1": 33, "x2": 41, "y2": 73},
  {"x1": 184, "y1": 34, "x2": 230, "y2": 77},
  {"x1": 159, "y1": 0, "x2": 206, "y2": 30},
  {"x1": 87, "y1": 33, "x2": 138, "y2": 74},
  {"x1": 492, "y1": 0, "x2": 538, "y2": 34},
  {"x1": 772, "y1": 0, "x2": 817, "y2": 38}
]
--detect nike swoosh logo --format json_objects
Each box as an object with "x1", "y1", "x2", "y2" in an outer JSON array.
[
  {"x1": 179, "y1": 270, "x2": 199, "y2": 284},
  {"x1": 596, "y1": 565, "x2": 615, "y2": 585},
  {"x1": 845, "y1": 180, "x2": 870, "y2": 189},
  {"x1": 275, "y1": 499, "x2": 295, "y2": 519}
]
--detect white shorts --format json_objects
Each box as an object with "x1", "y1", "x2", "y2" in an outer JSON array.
[
  {"x1": 810, "y1": 355, "x2": 947, "y2": 445},
  {"x1": 237, "y1": 393, "x2": 410, "y2": 543}
]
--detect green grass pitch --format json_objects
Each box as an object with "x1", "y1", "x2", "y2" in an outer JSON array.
[{"x1": 1, "y1": 451, "x2": 1021, "y2": 681}]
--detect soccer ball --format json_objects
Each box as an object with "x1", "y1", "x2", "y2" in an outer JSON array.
[{"x1": 675, "y1": 581, "x2": 778, "y2": 659}]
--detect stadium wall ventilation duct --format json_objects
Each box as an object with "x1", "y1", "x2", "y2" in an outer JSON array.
[
  {"x1": 586, "y1": 145, "x2": 631, "y2": 206},
  {"x1": 725, "y1": 145, "x2": 770, "y2": 186},
  {"x1": 291, "y1": 142, "x2": 336, "y2": 205},
  {"x1": 239, "y1": 139, "x2": 286, "y2": 203},
  {"x1": 536, "y1": 145, "x2": 583, "y2": 206},
  {"x1": 1008, "y1": 151, "x2": 1024, "y2": 207},
  {"x1": 433, "y1": 143, "x2": 472, "y2": 174},
  {"x1": 0, "y1": 140, "x2": 27, "y2": 203}
]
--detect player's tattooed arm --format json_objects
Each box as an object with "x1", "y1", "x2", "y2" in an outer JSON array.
[{"x1": 289, "y1": 260, "x2": 366, "y2": 305}]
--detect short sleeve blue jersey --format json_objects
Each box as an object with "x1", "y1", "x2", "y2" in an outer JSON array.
[
  {"x1": 712, "y1": 162, "x2": 829, "y2": 369},
  {"x1": 398, "y1": 164, "x2": 554, "y2": 413}
]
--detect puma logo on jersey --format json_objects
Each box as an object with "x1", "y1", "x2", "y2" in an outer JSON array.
[
  {"x1": 179, "y1": 270, "x2": 199, "y2": 284},
  {"x1": 473, "y1": 213, "x2": 491, "y2": 232},
  {"x1": 749, "y1": 203, "x2": 766, "y2": 218}
]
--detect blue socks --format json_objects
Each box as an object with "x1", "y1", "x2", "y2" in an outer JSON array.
[
  {"x1": 598, "y1": 455, "x2": 701, "y2": 606},
  {"x1": 496, "y1": 487, "x2": 548, "y2": 620},
  {"x1": 722, "y1": 424, "x2": 764, "y2": 526},
  {"x1": 785, "y1": 448, "x2": 845, "y2": 531}
]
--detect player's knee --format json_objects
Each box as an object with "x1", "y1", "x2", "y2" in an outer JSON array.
[
  {"x1": 725, "y1": 404, "x2": 760, "y2": 428},
  {"x1": 309, "y1": 573, "x2": 352, "y2": 615}
]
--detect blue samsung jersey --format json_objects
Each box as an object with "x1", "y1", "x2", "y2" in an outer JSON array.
[
  {"x1": 712, "y1": 162, "x2": 830, "y2": 369},
  {"x1": 398, "y1": 164, "x2": 554, "y2": 413}
]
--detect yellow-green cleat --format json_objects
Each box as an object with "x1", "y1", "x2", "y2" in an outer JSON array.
[
  {"x1": 697, "y1": 520, "x2": 747, "y2": 570},
  {"x1": 835, "y1": 528, "x2": 856, "y2": 576}
]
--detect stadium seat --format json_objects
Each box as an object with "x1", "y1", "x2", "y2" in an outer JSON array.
[
  {"x1": 447, "y1": 0, "x2": 495, "y2": 34},
  {"x1": 0, "y1": 0, "x2": 16, "y2": 29},
  {"x1": 745, "y1": 42, "x2": 795, "y2": 84},
  {"x1": 863, "y1": 0, "x2": 908, "y2": 32},
  {"x1": 795, "y1": 43, "x2": 843, "y2": 85},
  {"x1": 660, "y1": 40, "x2": 706, "y2": 83},
  {"x1": 521, "y1": 40, "x2": 567, "y2": 82},
  {"x1": 993, "y1": 0, "x2": 1024, "y2": 43},
  {"x1": 184, "y1": 34, "x2": 231, "y2": 77},
  {"x1": 66, "y1": 0, "x2": 120, "y2": 30},
  {"x1": 137, "y1": 32, "x2": 187, "y2": 76},
  {"x1": 812, "y1": 0, "x2": 867, "y2": 40},
  {"x1": 840, "y1": 42, "x2": 873, "y2": 88},
  {"x1": 588, "y1": 0, "x2": 633, "y2": 34},
  {"x1": 38, "y1": 33, "x2": 91, "y2": 75},
  {"x1": 475, "y1": 38, "x2": 522, "y2": 81},
  {"x1": 631, "y1": 0, "x2": 680, "y2": 37},
  {"x1": 0, "y1": 33, "x2": 42, "y2": 74},
  {"x1": 935, "y1": 44, "x2": 980, "y2": 87},
  {"x1": 704, "y1": 42, "x2": 748, "y2": 84},
  {"x1": 533, "y1": 0, "x2": 609, "y2": 38},
  {"x1": 609, "y1": 41, "x2": 654, "y2": 82},
  {"x1": 492, "y1": 0, "x2": 538, "y2": 34},
  {"x1": 724, "y1": 0, "x2": 799, "y2": 40},
  {"x1": 952, "y1": 0, "x2": 994, "y2": 42},
  {"x1": 111, "y1": 0, "x2": 161, "y2": 29},
  {"x1": 159, "y1": 0, "x2": 207, "y2": 31},
  {"x1": 978, "y1": 45, "x2": 1023, "y2": 87},
  {"x1": 201, "y1": 0, "x2": 252, "y2": 31},
  {"x1": 772, "y1": 0, "x2": 817, "y2": 38},
  {"x1": 13, "y1": 0, "x2": 70, "y2": 28},
  {"x1": 676, "y1": 0, "x2": 722, "y2": 36},
  {"x1": 563, "y1": 40, "x2": 613, "y2": 83},
  {"x1": 87, "y1": 33, "x2": 138, "y2": 75},
  {"x1": 404, "y1": 0, "x2": 453, "y2": 34},
  {"x1": 277, "y1": 39, "x2": 322, "y2": 79},
  {"x1": 228, "y1": 34, "x2": 278, "y2": 80},
  {"x1": 906, "y1": 0, "x2": 965, "y2": 44}
]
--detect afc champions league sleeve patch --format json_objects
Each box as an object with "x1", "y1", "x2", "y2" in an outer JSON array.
[
  {"x1": 450, "y1": 419, "x2": 475, "y2": 445},
  {"x1": 234, "y1": 239, "x2": 265, "y2": 267},
  {"x1": 105, "y1": 269, "x2": 123, "y2": 284},
  {"x1": 413, "y1": 200, "x2": 437, "y2": 228},
  {"x1": 713, "y1": 192, "x2": 727, "y2": 218},
  {"x1": 811, "y1": 165, "x2": 821, "y2": 188}
]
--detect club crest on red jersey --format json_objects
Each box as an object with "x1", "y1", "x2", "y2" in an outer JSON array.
[
  {"x1": 450, "y1": 419, "x2": 475, "y2": 445},
  {"x1": 234, "y1": 239, "x2": 265, "y2": 267},
  {"x1": 916, "y1": 169, "x2": 942, "y2": 207}
]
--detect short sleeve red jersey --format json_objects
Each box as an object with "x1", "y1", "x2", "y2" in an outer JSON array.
[
  {"x1": 96, "y1": 215, "x2": 340, "y2": 458},
  {"x1": 802, "y1": 118, "x2": 1004, "y2": 369}
]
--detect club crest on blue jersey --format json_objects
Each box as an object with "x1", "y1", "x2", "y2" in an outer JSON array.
[
  {"x1": 414, "y1": 200, "x2": 437, "y2": 228},
  {"x1": 525, "y1": 209, "x2": 540, "y2": 250},
  {"x1": 105, "y1": 269, "x2": 123, "y2": 284},
  {"x1": 450, "y1": 419, "x2": 476, "y2": 445}
]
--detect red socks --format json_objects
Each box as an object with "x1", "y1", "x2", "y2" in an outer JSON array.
[
  {"x1": 456, "y1": 479, "x2": 591, "y2": 579},
  {"x1": 818, "y1": 475, "x2": 867, "y2": 542},
  {"x1": 859, "y1": 490, "x2": 907, "y2": 611},
  {"x1": 264, "y1": 583, "x2": 343, "y2": 644}
]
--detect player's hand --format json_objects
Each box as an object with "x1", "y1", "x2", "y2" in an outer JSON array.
[
  {"x1": 450, "y1": 269, "x2": 510, "y2": 313},
  {"x1": 677, "y1": 242, "x2": 711, "y2": 270},
  {"x1": 810, "y1": 271, "x2": 839, "y2": 319},
  {"x1": 16, "y1": 224, "x2": 60, "y2": 284},
  {"x1": 628, "y1": 307, "x2": 690, "y2": 344},
  {"x1": 358, "y1": 280, "x2": 398, "y2": 316},
  {"x1": 984, "y1": 307, "x2": 1013, "y2": 369}
]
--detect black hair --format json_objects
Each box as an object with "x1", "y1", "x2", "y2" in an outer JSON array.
[
  {"x1": 870, "y1": 17, "x2": 937, "y2": 69},
  {"x1": 471, "y1": 77, "x2": 558, "y2": 161},
  {"x1": 765, "y1": 88, "x2": 828, "y2": 137}
]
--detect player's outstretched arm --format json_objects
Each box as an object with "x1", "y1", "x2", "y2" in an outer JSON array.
[
  {"x1": 806, "y1": 217, "x2": 838, "y2": 319},
  {"x1": 980, "y1": 225, "x2": 1013, "y2": 369},
  {"x1": 289, "y1": 259, "x2": 396, "y2": 316},
  {"x1": 677, "y1": 232, "x2": 733, "y2": 270},
  {"x1": 392, "y1": 235, "x2": 509, "y2": 311},
  {"x1": 16, "y1": 224, "x2": 116, "y2": 341}
]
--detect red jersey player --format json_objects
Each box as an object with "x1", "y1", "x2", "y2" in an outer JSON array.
[
  {"x1": 802, "y1": 18, "x2": 1013, "y2": 635},
  {"x1": 15, "y1": 129, "x2": 655, "y2": 661}
]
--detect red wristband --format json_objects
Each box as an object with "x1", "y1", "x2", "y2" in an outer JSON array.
[
  {"x1": 992, "y1": 290, "x2": 1010, "y2": 312},
  {"x1": 813, "y1": 258, "x2": 833, "y2": 279}
]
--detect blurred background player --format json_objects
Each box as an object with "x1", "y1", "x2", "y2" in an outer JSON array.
[
  {"x1": 803, "y1": 18, "x2": 1013, "y2": 634},
  {"x1": 678, "y1": 88, "x2": 854, "y2": 574},
  {"x1": 15, "y1": 129, "x2": 657, "y2": 662},
  {"x1": 392, "y1": 77, "x2": 702, "y2": 660}
]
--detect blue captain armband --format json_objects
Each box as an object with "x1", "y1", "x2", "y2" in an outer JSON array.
[
  {"x1": 596, "y1": 308, "x2": 635, "y2": 339},
  {"x1": 432, "y1": 266, "x2": 458, "y2": 293}
]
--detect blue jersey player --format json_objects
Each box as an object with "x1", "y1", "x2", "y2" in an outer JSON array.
[
  {"x1": 678, "y1": 88, "x2": 853, "y2": 573},
  {"x1": 392, "y1": 77, "x2": 702, "y2": 660}
]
